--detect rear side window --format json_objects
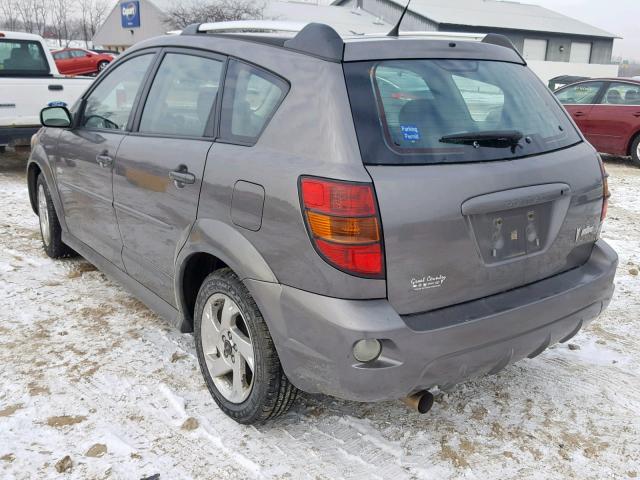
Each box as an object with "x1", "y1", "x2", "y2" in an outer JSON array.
[
  {"x1": 220, "y1": 60, "x2": 288, "y2": 145},
  {"x1": 600, "y1": 82, "x2": 640, "y2": 105},
  {"x1": 0, "y1": 39, "x2": 49, "y2": 76},
  {"x1": 345, "y1": 59, "x2": 582, "y2": 165},
  {"x1": 555, "y1": 82, "x2": 604, "y2": 105},
  {"x1": 139, "y1": 53, "x2": 223, "y2": 137},
  {"x1": 81, "y1": 54, "x2": 153, "y2": 130}
]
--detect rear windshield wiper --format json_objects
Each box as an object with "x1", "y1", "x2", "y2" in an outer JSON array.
[{"x1": 439, "y1": 130, "x2": 524, "y2": 149}]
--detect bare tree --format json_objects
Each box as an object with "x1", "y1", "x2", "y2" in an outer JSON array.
[
  {"x1": 32, "y1": 0, "x2": 50, "y2": 36},
  {"x1": 50, "y1": 0, "x2": 76, "y2": 46},
  {"x1": 0, "y1": 0, "x2": 21, "y2": 31},
  {"x1": 79, "y1": 0, "x2": 110, "y2": 47},
  {"x1": 15, "y1": 0, "x2": 36, "y2": 33},
  {"x1": 165, "y1": 0, "x2": 266, "y2": 29}
]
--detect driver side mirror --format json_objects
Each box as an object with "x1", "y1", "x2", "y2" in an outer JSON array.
[{"x1": 40, "y1": 106, "x2": 72, "y2": 128}]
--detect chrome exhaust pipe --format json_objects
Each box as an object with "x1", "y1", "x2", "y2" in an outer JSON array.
[{"x1": 402, "y1": 390, "x2": 434, "y2": 414}]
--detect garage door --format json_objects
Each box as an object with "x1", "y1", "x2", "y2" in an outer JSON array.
[
  {"x1": 570, "y1": 42, "x2": 592, "y2": 63},
  {"x1": 523, "y1": 39, "x2": 548, "y2": 61}
]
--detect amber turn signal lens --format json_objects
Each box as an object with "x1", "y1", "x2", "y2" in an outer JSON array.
[{"x1": 306, "y1": 211, "x2": 380, "y2": 244}]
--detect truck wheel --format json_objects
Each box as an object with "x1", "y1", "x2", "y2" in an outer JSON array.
[
  {"x1": 631, "y1": 134, "x2": 640, "y2": 167},
  {"x1": 36, "y1": 175, "x2": 73, "y2": 258},
  {"x1": 194, "y1": 268, "x2": 298, "y2": 424}
]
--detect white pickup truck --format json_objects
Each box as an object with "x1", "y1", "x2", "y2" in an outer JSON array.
[{"x1": 0, "y1": 31, "x2": 93, "y2": 150}]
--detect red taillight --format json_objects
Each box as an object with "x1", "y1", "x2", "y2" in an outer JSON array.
[
  {"x1": 300, "y1": 177, "x2": 384, "y2": 278},
  {"x1": 598, "y1": 155, "x2": 610, "y2": 222}
]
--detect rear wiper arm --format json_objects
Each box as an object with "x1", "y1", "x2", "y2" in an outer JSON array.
[{"x1": 439, "y1": 130, "x2": 524, "y2": 149}]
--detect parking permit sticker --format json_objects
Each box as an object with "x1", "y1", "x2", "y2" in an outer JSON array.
[{"x1": 401, "y1": 125, "x2": 420, "y2": 142}]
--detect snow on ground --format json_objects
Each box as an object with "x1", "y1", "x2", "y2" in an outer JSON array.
[{"x1": 0, "y1": 150, "x2": 639, "y2": 480}]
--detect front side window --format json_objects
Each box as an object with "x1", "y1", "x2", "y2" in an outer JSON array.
[
  {"x1": 81, "y1": 54, "x2": 153, "y2": 130},
  {"x1": 555, "y1": 82, "x2": 603, "y2": 105},
  {"x1": 220, "y1": 60, "x2": 288, "y2": 145},
  {"x1": 601, "y1": 82, "x2": 640, "y2": 105},
  {"x1": 0, "y1": 39, "x2": 49, "y2": 75},
  {"x1": 345, "y1": 59, "x2": 581, "y2": 165},
  {"x1": 139, "y1": 53, "x2": 223, "y2": 137}
]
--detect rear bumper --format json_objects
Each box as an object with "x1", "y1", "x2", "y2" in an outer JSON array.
[
  {"x1": 0, "y1": 126, "x2": 39, "y2": 147},
  {"x1": 246, "y1": 240, "x2": 617, "y2": 402}
]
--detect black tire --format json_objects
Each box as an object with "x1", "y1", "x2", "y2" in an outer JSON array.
[
  {"x1": 36, "y1": 175, "x2": 74, "y2": 258},
  {"x1": 631, "y1": 134, "x2": 640, "y2": 167},
  {"x1": 194, "y1": 268, "x2": 298, "y2": 424},
  {"x1": 97, "y1": 61, "x2": 109, "y2": 73}
]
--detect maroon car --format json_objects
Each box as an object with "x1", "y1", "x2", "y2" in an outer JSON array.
[
  {"x1": 52, "y1": 48, "x2": 114, "y2": 76},
  {"x1": 555, "y1": 78, "x2": 640, "y2": 166}
]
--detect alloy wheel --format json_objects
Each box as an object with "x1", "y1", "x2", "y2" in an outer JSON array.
[
  {"x1": 38, "y1": 184, "x2": 50, "y2": 247},
  {"x1": 200, "y1": 293, "x2": 255, "y2": 403}
]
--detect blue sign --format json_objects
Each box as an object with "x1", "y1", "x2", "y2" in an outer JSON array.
[
  {"x1": 400, "y1": 125, "x2": 421, "y2": 142},
  {"x1": 121, "y1": 1, "x2": 140, "y2": 28}
]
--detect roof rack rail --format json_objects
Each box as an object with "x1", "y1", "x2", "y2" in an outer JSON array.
[
  {"x1": 482, "y1": 33, "x2": 526, "y2": 64},
  {"x1": 181, "y1": 20, "x2": 310, "y2": 36},
  {"x1": 181, "y1": 21, "x2": 344, "y2": 62}
]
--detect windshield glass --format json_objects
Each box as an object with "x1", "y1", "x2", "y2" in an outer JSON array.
[
  {"x1": 0, "y1": 39, "x2": 50, "y2": 76},
  {"x1": 344, "y1": 59, "x2": 581, "y2": 165}
]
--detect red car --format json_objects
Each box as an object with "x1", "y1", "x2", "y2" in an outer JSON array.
[
  {"x1": 555, "y1": 78, "x2": 640, "y2": 166},
  {"x1": 51, "y1": 48, "x2": 114, "y2": 76}
]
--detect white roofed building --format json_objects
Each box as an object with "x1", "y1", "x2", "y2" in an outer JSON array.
[{"x1": 334, "y1": 0, "x2": 620, "y2": 82}]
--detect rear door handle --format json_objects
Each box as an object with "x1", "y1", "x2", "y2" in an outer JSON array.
[
  {"x1": 96, "y1": 153, "x2": 113, "y2": 168},
  {"x1": 573, "y1": 112, "x2": 586, "y2": 117},
  {"x1": 633, "y1": 112, "x2": 640, "y2": 118},
  {"x1": 169, "y1": 165, "x2": 196, "y2": 188}
]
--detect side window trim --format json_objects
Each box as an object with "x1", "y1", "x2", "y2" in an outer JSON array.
[
  {"x1": 75, "y1": 48, "x2": 160, "y2": 133},
  {"x1": 599, "y1": 81, "x2": 640, "y2": 106},
  {"x1": 129, "y1": 47, "x2": 227, "y2": 140},
  {"x1": 217, "y1": 58, "x2": 290, "y2": 147},
  {"x1": 556, "y1": 81, "x2": 606, "y2": 106}
]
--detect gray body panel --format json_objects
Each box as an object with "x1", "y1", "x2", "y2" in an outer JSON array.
[
  {"x1": 248, "y1": 241, "x2": 616, "y2": 401},
  {"x1": 113, "y1": 135, "x2": 212, "y2": 305},
  {"x1": 27, "y1": 30, "x2": 618, "y2": 402},
  {"x1": 368, "y1": 142, "x2": 604, "y2": 315},
  {"x1": 55, "y1": 129, "x2": 126, "y2": 270}
]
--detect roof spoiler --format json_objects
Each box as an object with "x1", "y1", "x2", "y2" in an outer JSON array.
[
  {"x1": 180, "y1": 21, "x2": 344, "y2": 62},
  {"x1": 482, "y1": 33, "x2": 526, "y2": 64}
]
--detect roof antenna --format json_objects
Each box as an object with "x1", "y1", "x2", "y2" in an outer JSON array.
[{"x1": 387, "y1": 0, "x2": 412, "y2": 37}]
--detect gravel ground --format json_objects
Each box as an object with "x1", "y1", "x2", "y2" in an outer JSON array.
[{"x1": 1, "y1": 149, "x2": 639, "y2": 480}]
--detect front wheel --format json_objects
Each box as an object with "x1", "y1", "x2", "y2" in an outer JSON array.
[
  {"x1": 97, "y1": 61, "x2": 109, "y2": 72},
  {"x1": 36, "y1": 175, "x2": 73, "y2": 258},
  {"x1": 194, "y1": 268, "x2": 298, "y2": 424},
  {"x1": 631, "y1": 134, "x2": 640, "y2": 167}
]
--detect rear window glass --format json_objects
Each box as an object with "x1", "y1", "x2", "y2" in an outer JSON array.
[
  {"x1": 0, "y1": 39, "x2": 50, "y2": 76},
  {"x1": 345, "y1": 59, "x2": 581, "y2": 165}
]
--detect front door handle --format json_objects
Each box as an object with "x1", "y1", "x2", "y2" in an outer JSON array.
[
  {"x1": 96, "y1": 153, "x2": 113, "y2": 168},
  {"x1": 573, "y1": 112, "x2": 586, "y2": 117},
  {"x1": 633, "y1": 112, "x2": 640, "y2": 118},
  {"x1": 169, "y1": 165, "x2": 196, "y2": 188}
]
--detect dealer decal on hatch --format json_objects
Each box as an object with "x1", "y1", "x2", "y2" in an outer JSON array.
[{"x1": 411, "y1": 274, "x2": 447, "y2": 291}]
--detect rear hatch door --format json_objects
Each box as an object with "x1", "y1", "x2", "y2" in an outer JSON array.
[{"x1": 344, "y1": 58, "x2": 605, "y2": 315}]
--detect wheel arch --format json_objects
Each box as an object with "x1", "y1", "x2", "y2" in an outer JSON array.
[
  {"x1": 27, "y1": 161, "x2": 41, "y2": 215},
  {"x1": 627, "y1": 128, "x2": 640, "y2": 156},
  {"x1": 27, "y1": 151, "x2": 66, "y2": 232},
  {"x1": 175, "y1": 218, "x2": 277, "y2": 330}
]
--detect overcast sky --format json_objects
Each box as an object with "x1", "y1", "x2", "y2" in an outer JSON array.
[{"x1": 525, "y1": 0, "x2": 640, "y2": 60}]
